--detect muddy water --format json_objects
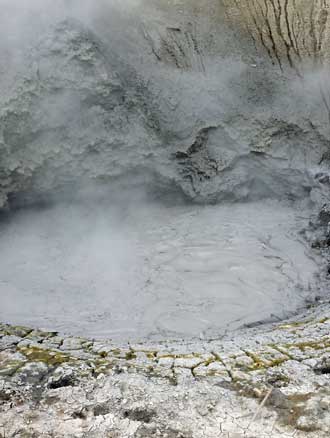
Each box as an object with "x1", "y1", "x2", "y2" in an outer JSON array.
[{"x1": 0, "y1": 200, "x2": 321, "y2": 340}]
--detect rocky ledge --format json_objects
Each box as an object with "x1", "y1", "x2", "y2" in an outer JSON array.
[{"x1": 1, "y1": 302, "x2": 330, "y2": 437}]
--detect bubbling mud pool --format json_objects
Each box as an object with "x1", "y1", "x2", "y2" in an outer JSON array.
[{"x1": 0, "y1": 199, "x2": 322, "y2": 341}]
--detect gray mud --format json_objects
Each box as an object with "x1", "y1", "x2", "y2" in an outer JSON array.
[
  {"x1": 0, "y1": 0, "x2": 329, "y2": 342},
  {"x1": 0, "y1": 199, "x2": 322, "y2": 341},
  {"x1": 2, "y1": 3, "x2": 330, "y2": 436}
]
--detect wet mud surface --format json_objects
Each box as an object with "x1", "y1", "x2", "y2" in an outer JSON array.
[{"x1": 0, "y1": 200, "x2": 322, "y2": 341}]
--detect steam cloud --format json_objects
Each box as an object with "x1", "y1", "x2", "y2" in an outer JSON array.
[{"x1": 0, "y1": 0, "x2": 328, "y2": 341}]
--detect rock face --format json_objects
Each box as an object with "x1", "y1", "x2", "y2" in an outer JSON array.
[
  {"x1": 0, "y1": 19, "x2": 164, "y2": 208},
  {"x1": 0, "y1": 0, "x2": 329, "y2": 208},
  {"x1": 224, "y1": 0, "x2": 330, "y2": 72}
]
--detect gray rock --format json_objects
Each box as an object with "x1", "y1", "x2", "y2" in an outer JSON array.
[
  {"x1": 61, "y1": 338, "x2": 86, "y2": 351},
  {"x1": 296, "y1": 415, "x2": 320, "y2": 432},
  {"x1": 314, "y1": 355, "x2": 330, "y2": 375},
  {"x1": 47, "y1": 365, "x2": 77, "y2": 389},
  {"x1": 14, "y1": 362, "x2": 49, "y2": 385},
  {"x1": 0, "y1": 336, "x2": 22, "y2": 350},
  {"x1": 0, "y1": 1, "x2": 329, "y2": 209}
]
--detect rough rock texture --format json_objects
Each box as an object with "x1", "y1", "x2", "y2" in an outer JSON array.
[
  {"x1": 2, "y1": 304, "x2": 330, "y2": 437},
  {"x1": 0, "y1": 0, "x2": 330, "y2": 208},
  {"x1": 0, "y1": 19, "x2": 165, "y2": 208}
]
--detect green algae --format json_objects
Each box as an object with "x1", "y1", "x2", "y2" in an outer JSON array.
[
  {"x1": 93, "y1": 359, "x2": 113, "y2": 376},
  {"x1": 243, "y1": 351, "x2": 269, "y2": 370},
  {"x1": 18, "y1": 346, "x2": 72, "y2": 366},
  {"x1": 318, "y1": 317, "x2": 329, "y2": 324},
  {"x1": 283, "y1": 338, "x2": 330, "y2": 352},
  {"x1": 99, "y1": 351, "x2": 108, "y2": 358},
  {"x1": 278, "y1": 320, "x2": 313, "y2": 330},
  {"x1": 157, "y1": 353, "x2": 203, "y2": 360},
  {"x1": 125, "y1": 351, "x2": 137, "y2": 361},
  {"x1": 135, "y1": 350, "x2": 158, "y2": 360}
]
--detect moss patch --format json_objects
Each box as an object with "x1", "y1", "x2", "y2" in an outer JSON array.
[{"x1": 18, "y1": 346, "x2": 72, "y2": 366}]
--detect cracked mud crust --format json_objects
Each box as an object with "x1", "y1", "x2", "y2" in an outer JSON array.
[{"x1": 2, "y1": 304, "x2": 330, "y2": 437}]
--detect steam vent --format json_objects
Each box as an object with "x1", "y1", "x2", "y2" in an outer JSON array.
[{"x1": 1, "y1": 1, "x2": 330, "y2": 436}]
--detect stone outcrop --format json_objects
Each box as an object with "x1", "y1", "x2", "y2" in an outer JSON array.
[
  {"x1": 0, "y1": 19, "x2": 165, "y2": 209},
  {"x1": 2, "y1": 303, "x2": 330, "y2": 437},
  {"x1": 223, "y1": 0, "x2": 330, "y2": 72},
  {"x1": 0, "y1": 0, "x2": 330, "y2": 208}
]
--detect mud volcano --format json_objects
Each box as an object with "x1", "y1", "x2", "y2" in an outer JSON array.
[
  {"x1": 3, "y1": 2, "x2": 330, "y2": 437},
  {"x1": 0, "y1": 0, "x2": 330, "y2": 342}
]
